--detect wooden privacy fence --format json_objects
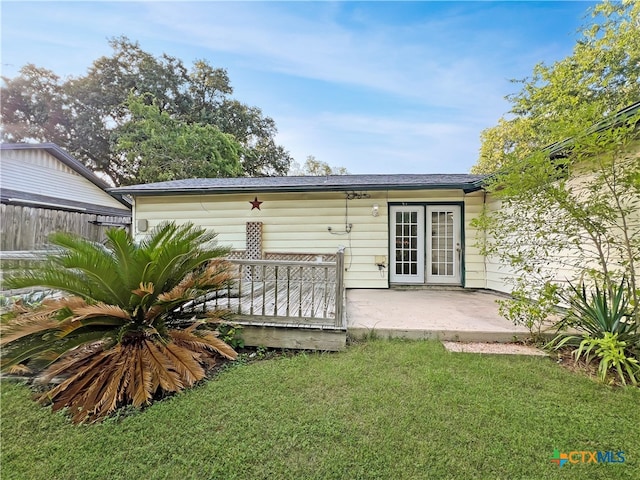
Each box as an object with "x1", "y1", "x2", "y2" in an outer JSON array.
[
  {"x1": 1, "y1": 204, "x2": 130, "y2": 251},
  {"x1": 209, "y1": 248, "x2": 346, "y2": 329}
]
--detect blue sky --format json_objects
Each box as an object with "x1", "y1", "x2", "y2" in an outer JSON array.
[{"x1": 1, "y1": 1, "x2": 597, "y2": 174}]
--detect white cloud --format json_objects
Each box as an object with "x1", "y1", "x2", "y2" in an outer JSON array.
[
  {"x1": 143, "y1": 2, "x2": 512, "y2": 112},
  {"x1": 275, "y1": 112, "x2": 481, "y2": 174},
  {"x1": 2, "y1": 1, "x2": 589, "y2": 174}
]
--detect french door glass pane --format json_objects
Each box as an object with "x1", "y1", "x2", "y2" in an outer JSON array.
[
  {"x1": 394, "y1": 208, "x2": 420, "y2": 278},
  {"x1": 431, "y1": 210, "x2": 455, "y2": 276}
]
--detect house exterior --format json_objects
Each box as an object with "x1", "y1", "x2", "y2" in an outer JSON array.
[
  {"x1": 1, "y1": 143, "x2": 131, "y2": 251},
  {"x1": 110, "y1": 103, "x2": 639, "y2": 304},
  {"x1": 111, "y1": 174, "x2": 487, "y2": 290}
]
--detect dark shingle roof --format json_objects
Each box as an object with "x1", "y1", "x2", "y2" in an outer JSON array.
[
  {"x1": 0, "y1": 188, "x2": 132, "y2": 217},
  {"x1": 110, "y1": 174, "x2": 486, "y2": 196}
]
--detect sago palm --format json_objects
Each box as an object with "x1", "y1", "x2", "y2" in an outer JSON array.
[{"x1": 1, "y1": 222, "x2": 238, "y2": 423}]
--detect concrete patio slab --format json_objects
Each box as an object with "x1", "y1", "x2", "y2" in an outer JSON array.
[{"x1": 346, "y1": 289, "x2": 531, "y2": 343}]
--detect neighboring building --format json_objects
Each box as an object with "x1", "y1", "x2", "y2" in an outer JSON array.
[
  {"x1": 1, "y1": 143, "x2": 131, "y2": 251},
  {"x1": 111, "y1": 175, "x2": 486, "y2": 289}
]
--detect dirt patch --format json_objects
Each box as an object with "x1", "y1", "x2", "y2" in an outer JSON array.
[
  {"x1": 552, "y1": 347, "x2": 602, "y2": 380},
  {"x1": 442, "y1": 341, "x2": 548, "y2": 356}
]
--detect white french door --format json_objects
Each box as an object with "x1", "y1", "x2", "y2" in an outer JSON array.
[
  {"x1": 389, "y1": 204, "x2": 462, "y2": 285},
  {"x1": 426, "y1": 205, "x2": 461, "y2": 285},
  {"x1": 390, "y1": 206, "x2": 425, "y2": 283}
]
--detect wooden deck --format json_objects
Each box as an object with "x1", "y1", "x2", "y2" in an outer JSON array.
[
  {"x1": 1, "y1": 249, "x2": 348, "y2": 351},
  {"x1": 204, "y1": 251, "x2": 347, "y2": 350},
  {"x1": 214, "y1": 262, "x2": 339, "y2": 325}
]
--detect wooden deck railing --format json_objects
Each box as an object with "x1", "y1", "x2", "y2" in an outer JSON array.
[
  {"x1": 1, "y1": 248, "x2": 347, "y2": 330},
  {"x1": 208, "y1": 247, "x2": 346, "y2": 328}
]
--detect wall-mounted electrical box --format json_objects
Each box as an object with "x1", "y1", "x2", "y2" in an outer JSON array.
[{"x1": 374, "y1": 255, "x2": 387, "y2": 267}]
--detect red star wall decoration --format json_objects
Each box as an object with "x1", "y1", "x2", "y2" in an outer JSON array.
[{"x1": 249, "y1": 197, "x2": 263, "y2": 210}]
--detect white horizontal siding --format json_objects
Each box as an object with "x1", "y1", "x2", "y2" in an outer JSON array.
[
  {"x1": 483, "y1": 180, "x2": 640, "y2": 295},
  {"x1": 1, "y1": 149, "x2": 124, "y2": 210},
  {"x1": 483, "y1": 198, "x2": 517, "y2": 294},
  {"x1": 135, "y1": 188, "x2": 487, "y2": 289},
  {"x1": 463, "y1": 191, "x2": 487, "y2": 289},
  {"x1": 136, "y1": 192, "x2": 387, "y2": 288},
  {"x1": 483, "y1": 197, "x2": 591, "y2": 294}
]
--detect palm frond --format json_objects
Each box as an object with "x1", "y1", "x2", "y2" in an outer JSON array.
[
  {"x1": 38, "y1": 340, "x2": 104, "y2": 383},
  {"x1": 104, "y1": 228, "x2": 147, "y2": 294},
  {"x1": 80, "y1": 349, "x2": 125, "y2": 417},
  {"x1": 205, "y1": 309, "x2": 231, "y2": 322},
  {"x1": 8, "y1": 299, "x2": 31, "y2": 315},
  {"x1": 72, "y1": 303, "x2": 131, "y2": 322},
  {"x1": 130, "y1": 344, "x2": 153, "y2": 407},
  {"x1": 44, "y1": 350, "x2": 123, "y2": 423},
  {"x1": 27, "y1": 328, "x2": 234, "y2": 423},
  {"x1": 140, "y1": 222, "x2": 180, "y2": 252},
  {"x1": 39, "y1": 296, "x2": 88, "y2": 313},
  {"x1": 0, "y1": 295, "x2": 119, "y2": 371},
  {"x1": 3, "y1": 268, "x2": 97, "y2": 299},
  {"x1": 1, "y1": 339, "x2": 59, "y2": 371},
  {"x1": 142, "y1": 338, "x2": 183, "y2": 392},
  {"x1": 144, "y1": 261, "x2": 235, "y2": 324},
  {"x1": 6, "y1": 363, "x2": 31, "y2": 375},
  {"x1": 197, "y1": 259, "x2": 237, "y2": 289},
  {"x1": 0, "y1": 316, "x2": 59, "y2": 346},
  {"x1": 198, "y1": 332, "x2": 238, "y2": 360},
  {"x1": 104, "y1": 347, "x2": 131, "y2": 410},
  {"x1": 142, "y1": 223, "x2": 227, "y2": 294},
  {"x1": 55, "y1": 317, "x2": 126, "y2": 338},
  {"x1": 163, "y1": 342, "x2": 205, "y2": 386},
  {"x1": 170, "y1": 329, "x2": 237, "y2": 360},
  {"x1": 43, "y1": 350, "x2": 112, "y2": 409},
  {"x1": 157, "y1": 271, "x2": 197, "y2": 302},
  {"x1": 132, "y1": 282, "x2": 155, "y2": 298},
  {"x1": 48, "y1": 232, "x2": 130, "y2": 304},
  {"x1": 144, "y1": 276, "x2": 198, "y2": 323}
]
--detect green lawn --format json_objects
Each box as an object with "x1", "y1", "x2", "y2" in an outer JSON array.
[{"x1": 2, "y1": 339, "x2": 639, "y2": 480}]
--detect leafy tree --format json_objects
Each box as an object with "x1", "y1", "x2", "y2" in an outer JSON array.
[
  {"x1": 0, "y1": 64, "x2": 70, "y2": 146},
  {"x1": 289, "y1": 155, "x2": 349, "y2": 176},
  {"x1": 1, "y1": 36, "x2": 292, "y2": 184},
  {"x1": 475, "y1": 108, "x2": 640, "y2": 338},
  {"x1": 473, "y1": 0, "x2": 640, "y2": 174},
  {"x1": 114, "y1": 94, "x2": 243, "y2": 184},
  {"x1": 207, "y1": 99, "x2": 292, "y2": 177},
  {"x1": 188, "y1": 60, "x2": 233, "y2": 113},
  {"x1": 1, "y1": 223, "x2": 238, "y2": 423}
]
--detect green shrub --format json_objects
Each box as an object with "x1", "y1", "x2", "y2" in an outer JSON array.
[
  {"x1": 216, "y1": 322, "x2": 245, "y2": 350},
  {"x1": 548, "y1": 277, "x2": 639, "y2": 385},
  {"x1": 574, "y1": 333, "x2": 638, "y2": 385},
  {"x1": 553, "y1": 277, "x2": 638, "y2": 344},
  {"x1": 497, "y1": 280, "x2": 560, "y2": 340},
  {"x1": 1, "y1": 222, "x2": 238, "y2": 423}
]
